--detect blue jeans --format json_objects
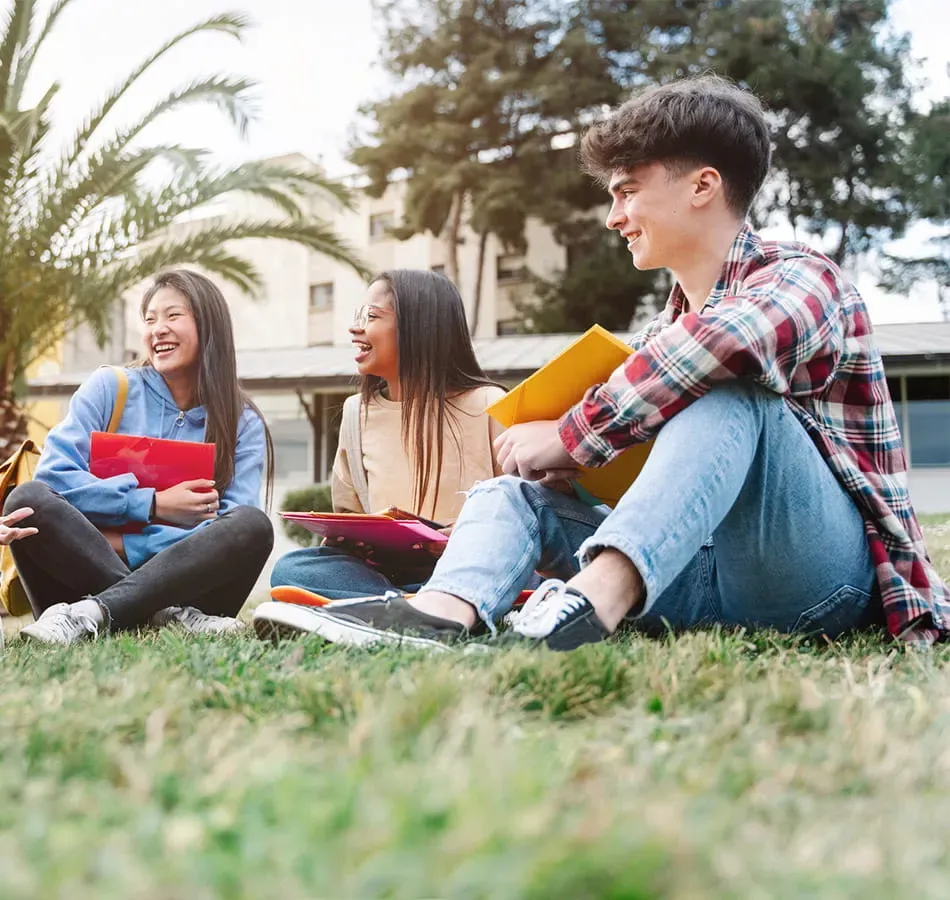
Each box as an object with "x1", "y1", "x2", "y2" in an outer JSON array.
[
  {"x1": 425, "y1": 382, "x2": 882, "y2": 637},
  {"x1": 271, "y1": 545, "x2": 425, "y2": 600}
]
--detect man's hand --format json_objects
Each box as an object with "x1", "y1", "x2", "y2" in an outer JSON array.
[
  {"x1": 154, "y1": 479, "x2": 219, "y2": 528},
  {"x1": 0, "y1": 507, "x2": 38, "y2": 545},
  {"x1": 494, "y1": 421, "x2": 577, "y2": 481}
]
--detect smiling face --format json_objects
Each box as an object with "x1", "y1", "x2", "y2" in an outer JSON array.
[
  {"x1": 349, "y1": 279, "x2": 399, "y2": 383},
  {"x1": 142, "y1": 286, "x2": 200, "y2": 381},
  {"x1": 604, "y1": 162, "x2": 704, "y2": 272}
]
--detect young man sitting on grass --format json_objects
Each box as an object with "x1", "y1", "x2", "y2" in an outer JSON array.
[{"x1": 254, "y1": 74, "x2": 950, "y2": 651}]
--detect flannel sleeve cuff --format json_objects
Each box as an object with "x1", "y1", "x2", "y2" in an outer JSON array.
[{"x1": 558, "y1": 406, "x2": 614, "y2": 468}]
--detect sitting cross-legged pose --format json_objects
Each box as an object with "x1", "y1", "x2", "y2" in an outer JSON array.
[
  {"x1": 6, "y1": 269, "x2": 274, "y2": 645},
  {"x1": 262, "y1": 75, "x2": 950, "y2": 651},
  {"x1": 254, "y1": 269, "x2": 506, "y2": 637}
]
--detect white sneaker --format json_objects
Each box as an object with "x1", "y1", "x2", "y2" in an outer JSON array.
[
  {"x1": 150, "y1": 606, "x2": 246, "y2": 635},
  {"x1": 253, "y1": 601, "x2": 325, "y2": 641},
  {"x1": 20, "y1": 599, "x2": 103, "y2": 646}
]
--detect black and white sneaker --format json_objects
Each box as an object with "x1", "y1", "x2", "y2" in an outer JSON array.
[
  {"x1": 505, "y1": 579, "x2": 610, "y2": 651},
  {"x1": 253, "y1": 592, "x2": 471, "y2": 651}
]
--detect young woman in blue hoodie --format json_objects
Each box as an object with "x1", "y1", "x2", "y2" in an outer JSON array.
[{"x1": 5, "y1": 269, "x2": 275, "y2": 645}]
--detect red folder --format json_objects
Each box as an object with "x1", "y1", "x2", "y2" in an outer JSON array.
[
  {"x1": 89, "y1": 432, "x2": 215, "y2": 490},
  {"x1": 280, "y1": 511, "x2": 447, "y2": 563}
]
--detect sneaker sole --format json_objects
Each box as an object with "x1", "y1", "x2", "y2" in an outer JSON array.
[
  {"x1": 256, "y1": 602, "x2": 454, "y2": 653},
  {"x1": 252, "y1": 602, "x2": 321, "y2": 641},
  {"x1": 304, "y1": 610, "x2": 455, "y2": 652},
  {"x1": 270, "y1": 585, "x2": 534, "y2": 610}
]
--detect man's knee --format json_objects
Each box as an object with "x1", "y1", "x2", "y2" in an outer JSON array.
[
  {"x1": 467, "y1": 474, "x2": 548, "y2": 504},
  {"x1": 666, "y1": 381, "x2": 780, "y2": 434},
  {"x1": 4, "y1": 480, "x2": 55, "y2": 516}
]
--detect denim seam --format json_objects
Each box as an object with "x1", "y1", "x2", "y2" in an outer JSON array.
[
  {"x1": 578, "y1": 391, "x2": 758, "y2": 617},
  {"x1": 699, "y1": 545, "x2": 719, "y2": 623}
]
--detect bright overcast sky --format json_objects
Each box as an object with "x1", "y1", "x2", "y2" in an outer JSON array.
[{"x1": 25, "y1": 0, "x2": 950, "y2": 322}]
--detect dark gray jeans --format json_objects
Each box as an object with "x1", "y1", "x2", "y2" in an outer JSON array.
[{"x1": 5, "y1": 480, "x2": 274, "y2": 630}]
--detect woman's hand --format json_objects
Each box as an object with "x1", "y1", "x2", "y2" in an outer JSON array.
[
  {"x1": 154, "y1": 479, "x2": 219, "y2": 528},
  {"x1": 324, "y1": 535, "x2": 379, "y2": 565},
  {"x1": 412, "y1": 523, "x2": 454, "y2": 559},
  {"x1": 0, "y1": 507, "x2": 38, "y2": 545},
  {"x1": 98, "y1": 528, "x2": 128, "y2": 562}
]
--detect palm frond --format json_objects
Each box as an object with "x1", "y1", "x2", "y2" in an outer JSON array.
[
  {"x1": 183, "y1": 160, "x2": 360, "y2": 219},
  {"x1": 32, "y1": 144, "x2": 208, "y2": 251},
  {"x1": 11, "y1": 0, "x2": 78, "y2": 106},
  {"x1": 0, "y1": 0, "x2": 35, "y2": 111},
  {"x1": 58, "y1": 73, "x2": 255, "y2": 180},
  {"x1": 63, "y1": 12, "x2": 252, "y2": 165},
  {"x1": 57, "y1": 158, "x2": 363, "y2": 264},
  {"x1": 0, "y1": 6, "x2": 367, "y2": 399},
  {"x1": 80, "y1": 217, "x2": 371, "y2": 286}
]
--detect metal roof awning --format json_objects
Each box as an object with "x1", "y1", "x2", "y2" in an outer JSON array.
[{"x1": 26, "y1": 320, "x2": 950, "y2": 397}]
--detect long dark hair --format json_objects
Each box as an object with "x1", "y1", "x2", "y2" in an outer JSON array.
[
  {"x1": 360, "y1": 269, "x2": 501, "y2": 518},
  {"x1": 138, "y1": 269, "x2": 275, "y2": 509}
]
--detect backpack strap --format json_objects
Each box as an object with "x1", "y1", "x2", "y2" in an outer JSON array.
[
  {"x1": 106, "y1": 366, "x2": 128, "y2": 433},
  {"x1": 340, "y1": 394, "x2": 370, "y2": 513}
]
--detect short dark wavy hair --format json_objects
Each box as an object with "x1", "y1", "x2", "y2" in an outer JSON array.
[{"x1": 580, "y1": 74, "x2": 772, "y2": 216}]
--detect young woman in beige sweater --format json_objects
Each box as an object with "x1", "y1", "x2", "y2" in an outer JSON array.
[{"x1": 267, "y1": 269, "x2": 505, "y2": 604}]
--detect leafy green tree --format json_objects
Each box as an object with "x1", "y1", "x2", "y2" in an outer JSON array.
[
  {"x1": 354, "y1": 0, "x2": 922, "y2": 336},
  {"x1": 583, "y1": 0, "x2": 918, "y2": 264},
  {"x1": 350, "y1": 0, "x2": 617, "y2": 331},
  {"x1": 516, "y1": 218, "x2": 666, "y2": 333},
  {"x1": 0, "y1": 0, "x2": 368, "y2": 452},
  {"x1": 879, "y1": 100, "x2": 950, "y2": 320}
]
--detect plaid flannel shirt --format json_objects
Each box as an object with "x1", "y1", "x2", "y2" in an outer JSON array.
[{"x1": 559, "y1": 225, "x2": 950, "y2": 646}]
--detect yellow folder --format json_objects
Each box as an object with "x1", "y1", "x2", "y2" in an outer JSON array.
[{"x1": 486, "y1": 325, "x2": 652, "y2": 507}]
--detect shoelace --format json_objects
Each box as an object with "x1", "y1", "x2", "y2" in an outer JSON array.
[
  {"x1": 175, "y1": 607, "x2": 239, "y2": 631},
  {"x1": 174, "y1": 607, "x2": 211, "y2": 628},
  {"x1": 509, "y1": 579, "x2": 587, "y2": 637},
  {"x1": 44, "y1": 609, "x2": 98, "y2": 642}
]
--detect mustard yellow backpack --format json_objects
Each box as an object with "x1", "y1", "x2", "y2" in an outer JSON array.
[{"x1": 0, "y1": 367, "x2": 128, "y2": 616}]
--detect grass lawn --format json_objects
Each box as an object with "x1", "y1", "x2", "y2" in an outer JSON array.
[{"x1": 1, "y1": 517, "x2": 949, "y2": 899}]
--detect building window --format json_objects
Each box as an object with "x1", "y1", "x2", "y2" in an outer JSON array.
[
  {"x1": 369, "y1": 212, "x2": 395, "y2": 242},
  {"x1": 905, "y1": 375, "x2": 950, "y2": 467},
  {"x1": 496, "y1": 254, "x2": 527, "y2": 283},
  {"x1": 496, "y1": 318, "x2": 522, "y2": 336},
  {"x1": 309, "y1": 282, "x2": 334, "y2": 311}
]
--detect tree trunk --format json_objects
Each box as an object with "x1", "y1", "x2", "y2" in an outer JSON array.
[
  {"x1": 444, "y1": 190, "x2": 464, "y2": 287},
  {"x1": 470, "y1": 229, "x2": 489, "y2": 337},
  {"x1": 832, "y1": 221, "x2": 850, "y2": 266}
]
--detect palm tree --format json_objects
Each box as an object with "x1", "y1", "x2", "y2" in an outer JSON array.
[{"x1": 0, "y1": 1, "x2": 369, "y2": 454}]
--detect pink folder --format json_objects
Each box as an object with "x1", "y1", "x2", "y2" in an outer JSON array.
[
  {"x1": 89, "y1": 432, "x2": 215, "y2": 490},
  {"x1": 280, "y1": 512, "x2": 447, "y2": 560}
]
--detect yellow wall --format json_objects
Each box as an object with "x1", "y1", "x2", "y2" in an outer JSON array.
[{"x1": 25, "y1": 346, "x2": 63, "y2": 445}]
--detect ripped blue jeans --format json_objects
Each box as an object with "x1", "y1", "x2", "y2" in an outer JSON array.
[{"x1": 424, "y1": 382, "x2": 882, "y2": 637}]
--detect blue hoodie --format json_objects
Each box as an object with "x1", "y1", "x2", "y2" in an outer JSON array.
[{"x1": 35, "y1": 365, "x2": 266, "y2": 569}]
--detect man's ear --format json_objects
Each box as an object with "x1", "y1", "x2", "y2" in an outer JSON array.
[{"x1": 691, "y1": 167, "x2": 724, "y2": 209}]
